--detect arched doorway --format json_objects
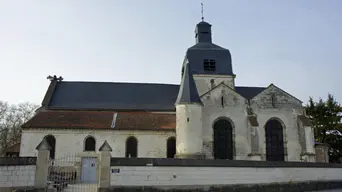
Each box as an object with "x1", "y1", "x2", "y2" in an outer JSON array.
[
  {"x1": 213, "y1": 119, "x2": 234, "y2": 160},
  {"x1": 265, "y1": 119, "x2": 285, "y2": 161},
  {"x1": 125, "y1": 136, "x2": 138, "y2": 158},
  {"x1": 166, "y1": 137, "x2": 176, "y2": 158},
  {"x1": 84, "y1": 136, "x2": 96, "y2": 151},
  {"x1": 44, "y1": 135, "x2": 56, "y2": 160}
]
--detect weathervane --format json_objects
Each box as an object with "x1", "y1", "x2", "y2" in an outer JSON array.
[
  {"x1": 201, "y1": 2, "x2": 204, "y2": 21},
  {"x1": 47, "y1": 75, "x2": 63, "y2": 82}
]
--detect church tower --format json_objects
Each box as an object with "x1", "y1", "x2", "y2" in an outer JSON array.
[
  {"x1": 181, "y1": 20, "x2": 235, "y2": 96},
  {"x1": 175, "y1": 61, "x2": 205, "y2": 159}
]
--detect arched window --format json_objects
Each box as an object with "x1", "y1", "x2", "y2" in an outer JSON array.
[
  {"x1": 166, "y1": 137, "x2": 176, "y2": 158},
  {"x1": 125, "y1": 136, "x2": 138, "y2": 158},
  {"x1": 213, "y1": 119, "x2": 234, "y2": 160},
  {"x1": 44, "y1": 135, "x2": 56, "y2": 160},
  {"x1": 84, "y1": 136, "x2": 96, "y2": 151},
  {"x1": 265, "y1": 119, "x2": 285, "y2": 161}
]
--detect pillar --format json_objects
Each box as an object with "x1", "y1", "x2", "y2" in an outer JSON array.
[
  {"x1": 34, "y1": 138, "x2": 51, "y2": 190},
  {"x1": 98, "y1": 140, "x2": 112, "y2": 192}
]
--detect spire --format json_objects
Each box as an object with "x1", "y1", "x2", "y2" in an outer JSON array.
[
  {"x1": 201, "y1": 2, "x2": 204, "y2": 21},
  {"x1": 175, "y1": 61, "x2": 203, "y2": 106}
]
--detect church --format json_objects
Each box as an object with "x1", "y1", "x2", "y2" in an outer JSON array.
[{"x1": 20, "y1": 20, "x2": 316, "y2": 162}]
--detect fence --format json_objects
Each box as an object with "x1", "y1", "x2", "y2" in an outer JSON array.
[{"x1": 0, "y1": 139, "x2": 111, "y2": 192}]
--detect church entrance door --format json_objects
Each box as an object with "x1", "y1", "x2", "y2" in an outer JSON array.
[
  {"x1": 213, "y1": 119, "x2": 233, "y2": 160},
  {"x1": 265, "y1": 119, "x2": 285, "y2": 161}
]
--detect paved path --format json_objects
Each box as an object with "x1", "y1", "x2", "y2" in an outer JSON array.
[{"x1": 309, "y1": 189, "x2": 342, "y2": 192}]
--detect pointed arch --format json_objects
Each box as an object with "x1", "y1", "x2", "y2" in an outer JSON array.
[
  {"x1": 84, "y1": 136, "x2": 96, "y2": 152},
  {"x1": 212, "y1": 117, "x2": 234, "y2": 160},
  {"x1": 166, "y1": 137, "x2": 176, "y2": 158},
  {"x1": 265, "y1": 118, "x2": 285, "y2": 161},
  {"x1": 125, "y1": 136, "x2": 138, "y2": 158},
  {"x1": 44, "y1": 135, "x2": 56, "y2": 159}
]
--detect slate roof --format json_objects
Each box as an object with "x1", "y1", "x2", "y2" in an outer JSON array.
[
  {"x1": 22, "y1": 111, "x2": 175, "y2": 130},
  {"x1": 183, "y1": 20, "x2": 234, "y2": 76},
  {"x1": 175, "y1": 62, "x2": 203, "y2": 105},
  {"x1": 44, "y1": 81, "x2": 266, "y2": 111}
]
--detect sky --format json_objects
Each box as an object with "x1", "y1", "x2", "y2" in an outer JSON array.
[{"x1": 0, "y1": 0, "x2": 341, "y2": 105}]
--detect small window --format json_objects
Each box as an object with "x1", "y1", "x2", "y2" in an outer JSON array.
[
  {"x1": 167, "y1": 137, "x2": 176, "y2": 158},
  {"x1": 125, "y1": 136, "x2": 138, "y2": 158},
  {"x1": 44, "y1": 135, "x2": 56, "y2": 159},
  {"x1": 84, "y1": 136, "x2": 96, "y2": 151},
  {"x1": 203, "y1": 59, "x2": 216, "y2": 72}
]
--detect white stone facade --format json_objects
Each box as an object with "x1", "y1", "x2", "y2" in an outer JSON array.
[
  {"x1": 20, "y1": 71, "x2": 316, "y2": 164},
  {"x1": 20, "y1": 77, "x2": 314, "y2": 162},
  {"x1": 20, "y1": 129, "x2": 175, "y2": 158}
]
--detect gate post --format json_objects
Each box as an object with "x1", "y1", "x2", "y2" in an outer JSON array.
[
  {"x1": 34, "y1": 138, "x2": 51, "y2": 190},
  {"x1": 98, "y1": 140, "x2": 113, "y2": 192}
]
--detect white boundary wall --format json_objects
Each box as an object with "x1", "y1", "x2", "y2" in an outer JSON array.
[
  {"x1": 0, "y1": 165, "x2": 36, "y2": 187},
  {"x1": 110, "y1": 166, "x2": 342, "y2": 186}
]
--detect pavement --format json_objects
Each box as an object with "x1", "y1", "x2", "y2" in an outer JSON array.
[{"x1": 309, "y1": 189, "x2": 342, "y2": 192}]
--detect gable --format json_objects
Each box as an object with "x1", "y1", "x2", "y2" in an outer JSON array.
[
  {"x1": 251, "y1": 84, "x2": 302, "y2": 109},
  {"x1": 200, "y1": 83, "x2": 247, "y2": 107}
]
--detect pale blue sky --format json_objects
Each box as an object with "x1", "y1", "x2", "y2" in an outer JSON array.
[{"x1": 0, "y1": 0, "x2": 341, "y2": 105}]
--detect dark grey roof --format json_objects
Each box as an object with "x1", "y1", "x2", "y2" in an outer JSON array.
[
  {"x1": 183, "y1": 21, "x2": 234, "y2": 76},
  {"x1": 46, "y1": 81, "x2": 265, "y2": 111},
  {"x1": 48, "y1": 82, "x2": 179, "y2": 111},
  {"x1": 175, "y1": 63, "x2": 203, "y2": 106},
  {"x1": 235, "y1": 86, "x2": 266, "y2": 100}
]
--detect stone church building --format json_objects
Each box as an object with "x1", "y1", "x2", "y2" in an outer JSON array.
[{"x1": 20, "y1": 20, "x2": 316, "y2": 162}]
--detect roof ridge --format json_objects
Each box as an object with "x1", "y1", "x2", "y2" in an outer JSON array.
[
  {"x1": 57, "y1": 81, "x2": 179, "y2": 86},
  {"x1": 235, "y1": 86, "x2": 267, "y2": 89}
]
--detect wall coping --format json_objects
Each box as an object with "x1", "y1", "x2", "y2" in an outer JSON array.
[
  {"x1": 0, "y1": 157, "x2": 37, "y2": 166},
  {"x1": 110, "y1": 158, "x2": 342, "y2": 168}
]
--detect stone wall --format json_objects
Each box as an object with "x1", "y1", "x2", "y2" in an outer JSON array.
[
  {"x1": 0, "y1": 157, "x2": 36, "y2": 190},
  {"x1": 20, "y1": 129, "x2": 175, "y2": 158},
  {"x1": 109, "y1": 158, "x2": 342, "y2": 191}
]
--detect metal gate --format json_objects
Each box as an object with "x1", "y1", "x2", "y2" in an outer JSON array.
[
  {"x1": 81, "y1": 157, "x2": 97, "y2": 183},
  {"x1": 47, "y1": 154, "x2": 99, "y2": 192}
]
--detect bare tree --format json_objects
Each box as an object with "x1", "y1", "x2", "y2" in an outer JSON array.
[{"x1": 0, "y1": 101, "x2": 38, "y2": 153}]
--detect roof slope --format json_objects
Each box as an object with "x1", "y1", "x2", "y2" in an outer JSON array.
[
  {"x1": 22, "y1": 111, "x2": 175, "y2": 130},
  {"x1": 48, "y1": 82, "x2": 179, "y2": 111},
  {"x1": 175, "y1": 63, "x2": 203, "y2": 105},
  {"x1": 45, "y1": 81, "x2": 266, "y2": 111}
]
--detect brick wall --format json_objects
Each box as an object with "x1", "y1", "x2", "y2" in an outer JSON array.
[
  {"x1": 109, "y1": 158, "x2": 342, "y2": 188},
  {"x1": 0, "y1": 157, "x2": 36, "y2": 189}
]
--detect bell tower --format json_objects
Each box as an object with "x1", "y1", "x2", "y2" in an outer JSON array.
[{"x1": 175, "y1": 61, "x2": 205, "y2": 159}]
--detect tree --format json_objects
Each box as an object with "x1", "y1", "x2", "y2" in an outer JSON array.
[
  {"x1": 0, "y1": 101, "x2": 38, "y2": 154},
  {"x1": 305, "y1": 94, "x2": 342, "y2": 163}
]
